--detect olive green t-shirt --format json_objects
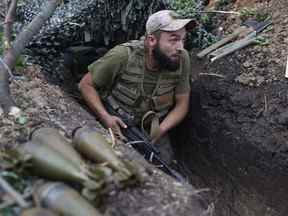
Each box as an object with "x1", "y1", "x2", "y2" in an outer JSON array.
[{"x1": 88, "y1": 44, "x2": 191, "y2": 96}]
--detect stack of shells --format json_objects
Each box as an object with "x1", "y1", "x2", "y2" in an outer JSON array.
[{"x1": 15, "y1": 127, "x2": 145, "y2": 215}]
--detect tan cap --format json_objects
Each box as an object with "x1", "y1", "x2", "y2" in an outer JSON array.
[{"x1": 146, "y1": 10, "x2": 197, "y2": 35}]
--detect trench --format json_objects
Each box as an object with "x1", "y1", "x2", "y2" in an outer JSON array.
[
  {"x1": 44, "y1": 50, "x2": 288, "y2": 216},
  {"x1": 27, "y1": 45, "x2": 288, "y2": 216},
  {"x1": 170, "y1": 55, "x2": 288, "y2": 216},
  {"x1": 19, "y1": 1, "x2": 288, "y2": 213}
]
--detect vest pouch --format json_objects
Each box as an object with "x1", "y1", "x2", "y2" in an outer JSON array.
[
  {"x1": 152, "y1": 92, "x2": 174, "y2": 112},
  {"x1": 157, "y1": 83, "x2": 176, "y2": 95},
  {"x1": 157, "y1": 72, "x2": 180, "y2": 95},
  {"x1": 111, "y1": 82, "x2": 140, "y2": 106},
  {"x1": 160, "y1": 73, "x2": 181, "y2": 83}
]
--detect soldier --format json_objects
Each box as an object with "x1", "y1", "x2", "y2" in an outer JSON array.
[{"x1": 79, "y1": 10, "x2": 197, "y2": 163}]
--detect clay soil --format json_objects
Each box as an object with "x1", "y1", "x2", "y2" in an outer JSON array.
[{"x1": 173, "y1": 0, "x2": 288, "y2": 215}]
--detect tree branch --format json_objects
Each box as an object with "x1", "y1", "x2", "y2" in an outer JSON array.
[
  {"x1": 0, "y1": 11, "x2": 6, "y2": 20},
  {"x1": 0, "y1": 175, "x2": 29, "y2": 208},
  {"x1": 0, "y1": 1, "x2": 7, "y2": 19},
  {"x1": 3, "y1": 0, "x2": 18, "y2": 51},
  {"x1": 0, "y1": 0, "x2": 61, "y2": 114}
]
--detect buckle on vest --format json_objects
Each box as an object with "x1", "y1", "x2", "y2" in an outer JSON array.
[{"x1": 107, "y1": 96, "x2": 135, "y2": 123}]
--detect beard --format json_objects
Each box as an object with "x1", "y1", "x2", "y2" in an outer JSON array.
[{"x1": 153, "y1": 45, "x2": 180, "y2": 72}]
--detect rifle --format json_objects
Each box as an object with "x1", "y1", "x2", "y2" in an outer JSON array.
[{"x1": 104, "y1": 99, "x2": 186, "y2": 183}]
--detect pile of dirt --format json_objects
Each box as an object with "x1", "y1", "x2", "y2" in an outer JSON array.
[{"x1": 172, "y1": 0, "x2": 288, "y2": 215}]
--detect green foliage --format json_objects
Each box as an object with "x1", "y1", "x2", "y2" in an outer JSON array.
[
  {"x1": 0, "y1": 171, "x2": 28, "y2": 216},
  {"x1": 1, "y1": 171, "x2": 27, "y2": 192},
  {"x1": 239, "y1": 7, "x2": 257, "y2": 20},
  {"x1": 0, "y1": 32, "x2": 25, "y2": 69},
  {"x1": 15, "y1": 55, "x2": 25, "y2": 71},
  {"x1": 255, "y1": 36, "x2": 270, "y2": 46},
  {"x1": 169, "y1": 0, "x2": 198, "y2": 17},
  {"x1": 169, "y1": 0, "x2": 217, "y2": 48},
  {"x1": 239, "y1": 8, "x2": 271, "y2": 22},
  {"x1": 0, "y1": 208, "x2": 14, "y2": 216},
  {"x1": 255, "y1": 12, "x2": 271, "y2": 22},
  {"x1": 218, "y1": 0, "x2": 232, "y2": 7},
  {"x1": 200, "y1": 14, "x2": 210, "y2": 25},
  {"x1": 195, "y1": 28, "x2": 218, "y2": 49}
]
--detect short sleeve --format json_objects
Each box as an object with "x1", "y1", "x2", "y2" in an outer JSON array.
[
  {"x1": 175, "y1": 49, "x2": 191, "y2": 94},
  {"x1": 88, "y1": 45, "x2": 128, "y2": 91}
]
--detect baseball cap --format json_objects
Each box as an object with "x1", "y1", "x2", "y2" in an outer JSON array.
[{"x1": 146, "y1": 10, "x2": 197, "y2": 35}]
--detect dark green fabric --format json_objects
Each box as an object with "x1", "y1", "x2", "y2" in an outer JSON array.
[
  {"x1": 88, "y1": 45, "x2": 128, "y2": 91},
  {"x1": 88, "y1": 42, "x2": 191, "y2": 96}
]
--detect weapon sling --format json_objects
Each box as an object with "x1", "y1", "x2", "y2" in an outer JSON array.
[{"x1": 104, "y1": 99, "x2": 186, "y2": 182}]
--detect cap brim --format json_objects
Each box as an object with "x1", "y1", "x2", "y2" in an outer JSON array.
[{"x1": 160, "y1": 19, "x2": 198, "y2": 32}]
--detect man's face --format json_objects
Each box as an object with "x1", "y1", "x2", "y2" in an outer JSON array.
[{"x1": 153, "y1": 28, "x2": 186, "y2": 71}]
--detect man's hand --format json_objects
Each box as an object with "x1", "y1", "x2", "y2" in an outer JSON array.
[
  {"x1": 152, "y1": 93, "x2": 190, "y2": 144},
  {"x1": 151, "y1": 125, "x2": 166, "y2": 144},
  {"x1": 101, "y1": 114, "x2": 127, "y2": 141},
  {"x1": 79, "y1": 72, "x2": 127, "y2": 141}
]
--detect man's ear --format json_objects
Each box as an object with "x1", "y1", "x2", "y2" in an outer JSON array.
[{"x1": 146, "y1": 34, "x2": 157, "y2": 47}]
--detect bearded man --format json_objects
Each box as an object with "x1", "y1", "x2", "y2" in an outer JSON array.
[{"x1": 79, "y1": 10, "x2": 196, "y2": 163}]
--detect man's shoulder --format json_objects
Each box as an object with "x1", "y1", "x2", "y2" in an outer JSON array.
[
  {"x1": 119, "y1": 39, "x2": 144, "y2": 50},
  {"x1": 97, "y1": 44, "x2": 129, "y2": 65},
  {"x1": 109, "y1": 44, "x2": 129, "y2": 56},
  {"x1": 88, "y1": 45, "x2": 129, "y2": 74},
  {"x1": 108, "y1": 39, "x2": 144, "y2": 58}
]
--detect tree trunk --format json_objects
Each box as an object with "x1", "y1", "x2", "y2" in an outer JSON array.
[
  {"x1": 0, "y1": 0, "x2": 60, "y2": 114},
  {"x1": 3, "y1": 0, "x2": 18, "y2": 50}
]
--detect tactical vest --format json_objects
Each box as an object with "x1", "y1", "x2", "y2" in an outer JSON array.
[{"x1": 108, "y1": 40, "x2": 183, "y2": 124}]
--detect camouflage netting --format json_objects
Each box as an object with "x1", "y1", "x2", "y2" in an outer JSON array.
[
  {"x1": 16, "y1": 0, "x2": 169, "y2": 54},
  {"x1": 14, "y1": 0, "x2": 169, "y2": 82}
]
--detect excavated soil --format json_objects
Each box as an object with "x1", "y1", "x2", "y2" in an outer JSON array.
[
  {"x1": 0, "y1": 65, "x2": 210, "y2": 216},
  {"x1": 172, "y1": 0, "x2": 288, "y2": 215}
]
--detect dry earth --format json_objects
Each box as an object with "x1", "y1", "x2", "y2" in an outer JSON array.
[
  {"x1": 172, "y1": 0, "x2": 288, "y2": 215},
  {"x1": 0, "y1": 65, "x2": 210, "y2": 215}
]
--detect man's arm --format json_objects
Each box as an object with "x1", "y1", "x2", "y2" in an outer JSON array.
[
  {"x1": 152, "y1": 93, "x2": 190, "y2": 143},
  {"x1": 79, "y1": 73, "x2": 127, "y2": 134}
]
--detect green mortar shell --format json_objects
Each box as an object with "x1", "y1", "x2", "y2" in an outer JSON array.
[
  {"x1": 31, "y1": 127, "x2": 84, "y2": 167},
  {"x1": 73, "y1": 128, "x2": 132, "y2": 178},
  {"x1": 20, "y1": 208, "x2": 58, "y2": 216},
  {"x1": 35, "y1": 182, "x2": 103, "y2": 216},
  {"x1": 18, "y1": 141, "x2": 94, "y2": 185}
]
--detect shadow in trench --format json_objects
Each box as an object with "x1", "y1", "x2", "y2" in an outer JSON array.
[{"x1": 170, "y1": 91, "x2": 281, "y2": 216}]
